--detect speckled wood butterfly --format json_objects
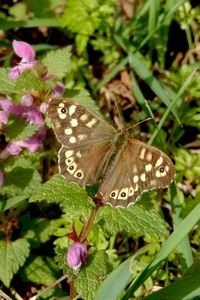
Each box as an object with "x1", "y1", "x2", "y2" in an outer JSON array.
[{"x1": 48, "y1": 97, "x2": 175, "y2": 207}]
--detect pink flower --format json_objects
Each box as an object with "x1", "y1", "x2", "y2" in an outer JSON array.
[
  {"x1": 67, "y1": 243, "x2": 88, "y2": 271},
  {"x1": 9, "y1": 40, "x2": 37, "y2": 79},
  {"x1": 0, "y1": 110, "x2": 8, "y2": 124},
  {"x1": 52, "y1": 82, "x2": 65, "y2": 97}
]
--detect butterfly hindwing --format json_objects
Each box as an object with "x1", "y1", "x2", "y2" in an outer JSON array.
[{"x1": 99, "y1": 138, "x2": 175, "y2": 207}]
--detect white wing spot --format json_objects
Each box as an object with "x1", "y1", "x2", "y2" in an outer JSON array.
[
  {"x1": 134, "y1": 184, "x2": 139, "y2": 192},
  {"x1": 80, "y1": 114, "x2": 89, "y2": 122},
  {"x1": 129, "y1": 187, "x2": 134, "y2": 196},
  {"x1": 156, "y1": 169, "x2": 166, "y2": 178},
  {"x1": 74, "y1": 169, "x2": 84, "y2": 179},
  {"x1": 139, "y1": 148, "x2": 146, "y2": 160},
  {"x1": 57, "y1": 103, "x2": 67, "y2": 119},
  {"x1": 146, "y1": 152, "x2": 153, "y2": 162},
  {"x1": 76, "y1": 151, "x2": 82, "y2": 158},
  {"x1": 67, "y1": 162, "x2": 77, "y2": 174},
  {"x1": 140, "y1": 173, "x2": 146, "y2": 182},
  {"x1": 64, "y1": 128, "x2": 73, "y2": 135},
  {"x1": 78, "y1": 134, "x2": 87, "y2": 141},
  {"x1": 69, "y1": 136, "x2": 77, "y2": 144},
  {"x1": 69, "y1": 105, "x2": 77, "y2": 116},
  {"x1": 133, "y1": 175, "x2": 139, "y2": 183},
  {"x1": 155, "y1": 156, "x2": 164, "y2": 167},
  {"x1": 70, "y1": 118, "x2": 78, "y2": 127},
  {"x1": 145, "y1": 163, "x2": 153, "y2": 172},
  {"x1": 110, "y1": 189, "x2": 119, "y2": 199},
  {"x1": 65, "y1": 150, "x2": 74, "y2": 158},
  {"x1": 65, "y1": 157, "x2": 74, "y2": 166},
  {"x1": 118, "y1": 188, "x2": 129, "y2": 200},
  {"x1": 86, "y1": 118, "x2": 97, "y2": 128}
]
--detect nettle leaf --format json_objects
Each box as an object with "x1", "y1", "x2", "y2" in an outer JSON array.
[
  {"x1": 30, "y1": 175, "x2": 94, "y2": 217},
  {"x1": 21, "y1": 256, "x2": 59, "y2": 285},
  {"x1": 0, "y1": 238, "x2": 30, "y2": 287},
  {"x1": 15, "y1": 69, "x2": 48, "y2": 93},
  {"x1": 7, "y1": 115, "x2": 39, "y2": 141},
  {"x1": 0, "y1": 68, "x2": 16, "y2": 94},
  {"x1": 60, "y1": 0, "x2": 99, "y2": 35},
  {"x1": 97, "y1": 196, "x2": 168, "y2": 237},
  {"x1": 42, "y1": 47, "x2": 72, "y2": 79},
  {"x1": 21, "y1": 215, "x2": 62, "y2": 247},
  {"x1": 59, "y1": 0, "x2": 100, "y2": 53},
  {"x1": 75, "y1": 250, "x2": 111, "y2": 300},
  {"x1": 2, "y1": 166, "x2": 41, "y2": 197}
]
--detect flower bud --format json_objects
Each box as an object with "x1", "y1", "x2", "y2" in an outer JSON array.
[{"x1": 67, "y1": 242, "x2": 88, "y2": 271}]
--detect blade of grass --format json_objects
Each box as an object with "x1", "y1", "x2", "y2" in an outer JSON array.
[
  {"x1": 149, "y1": 66, "x2": 198, "y2": 144},
  {"x1": 121, "y1": 201, "x2": 200, "y2": 299}
]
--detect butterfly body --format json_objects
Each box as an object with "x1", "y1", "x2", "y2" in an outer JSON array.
[{"x1": 48, "y1": 97, "x2": 175, "y2": 207}]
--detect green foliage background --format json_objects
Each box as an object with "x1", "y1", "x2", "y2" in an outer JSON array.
[{"x1": 0, "y1": 0, "x2": 199, "y2": 299}]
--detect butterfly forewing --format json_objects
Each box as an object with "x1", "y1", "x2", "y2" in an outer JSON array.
[
  {"x1": 99, "y1": 138, "x2": 175, "y2": 207},
  {"x1": 48, "y1": 97, "x2": 117, "y2": 185}
]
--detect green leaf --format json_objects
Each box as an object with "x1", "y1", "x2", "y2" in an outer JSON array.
[
  {"x1": 0, "y1": 239, "x2": 30, "y2": 287},
  {"x1": 22, "y1": 256, "x2": 59, "y2": 285},
  {"x1": 143, "y1": 261, "x2": 200, "y2": 300},
  {"x1": 30, "y1": 175, "x2": 94, "y2": 217},
  {"x1": 7, "y1": 115, "x2": 39, "y2": 141},
  {"x1": 0, "y1": 195, "x2": 27, "y2": 212},
  {"x1": 76, "y1": 250, "x2": 111, "y2": 300},
  {"x1": 42, "y1": 47, "x2": 72, "y2": 79},
  {"x1": 2, "y1": 166, "x2": 41, "y2": 197},
  {"x1": 0, "y1": 68, "x2": 16, "y2": 94},
  {"x1": 97, "y1": 196, "x2": 168, "y2": 237},
  {"x1": 60, "y1": 0, "x2": 99, "y2": 35},
  {"x1": 15, "y1": 70, "x2": 48, "y2": 93}
]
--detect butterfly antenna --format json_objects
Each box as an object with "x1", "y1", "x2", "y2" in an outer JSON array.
[
  {"x1": 127, "y1": 117, "x2": 153, "y2": 130},
  {"x1": 113, "y1": 99, "x2": 126, "y2": 130}
]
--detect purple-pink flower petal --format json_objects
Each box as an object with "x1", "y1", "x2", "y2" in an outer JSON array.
[
  {"x1": 67, "y1": 242, "x2": 88, "y2": 271},
  {"x1": 6, "y1": 142, "x2": 22, "y2": 155},
  {"x1": 52, "y1": 82, "x2": 65, "y2": 97},
  {"x1": 12, "y1": 40, "x2": 36, "y2": 63},
  {"x1": 21, "y1": 94, "x2": 33, "y2": 107},
  {"x1": 0, "y1": 111, "x2": 8, "y2": 124}
]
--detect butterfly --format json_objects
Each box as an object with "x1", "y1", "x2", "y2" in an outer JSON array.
[{"x1": 48, "y1": 97, "x2": 175, "y2": 208}]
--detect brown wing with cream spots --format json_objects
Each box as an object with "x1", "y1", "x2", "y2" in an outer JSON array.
[
  {"x1": 98, "y1": 138, "x2": 175, "y2": 208},
  {"x1": 48, "y1": 97, "x2": 117, "y2": 185}
]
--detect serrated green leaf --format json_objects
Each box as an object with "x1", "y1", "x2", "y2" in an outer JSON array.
[
  {"x1": 2, "y1": 167, "x2": 41, "y2": 197},
  {"x1": 97, "y1": 197, "x2": 168, "y2": 237},
  {"x1": 0, "y1": 239, "x2": 30, "y2": 287},
  {"x1": 60, "y1": 0, "x2": 99, "y2": 35},
  {"x1": 21, "y1": 216, "x2": 63, "y2": 246},
  {"x1": 0, "y1": 68, "x2": 16, "y2": 94},
  {"x1": 42, "y1": 47, "x2": 72, "y2": 78},
  {"x1": 75, "y1": 250, "x2": 111, "y2": 300},
  {"x1": 15, "y1": 69, "x2": 48, "y2": 93},
  {"x1": 22, "y1": 256, "x2": 59, "y2": 285},
  {"x1": 30, "y1": 175, "x2": 94, "y2": 217},
  {"x1": 7, "y1": 115, "x2": 39, "y2": 141}
]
